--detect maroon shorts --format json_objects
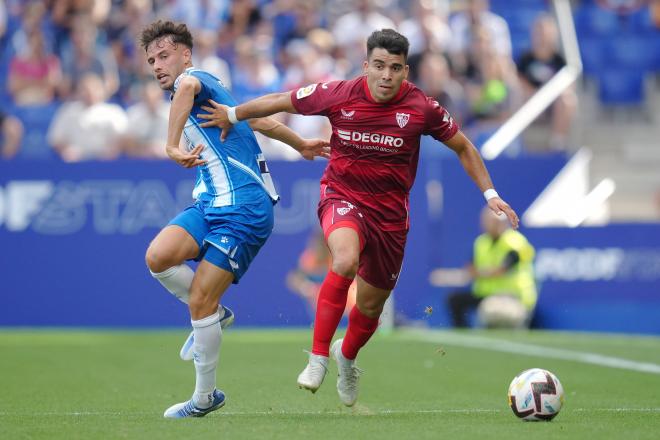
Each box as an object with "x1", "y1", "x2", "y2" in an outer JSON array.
[{"x1": 318, "y1": 187, "x2": 407, "y2": 290}]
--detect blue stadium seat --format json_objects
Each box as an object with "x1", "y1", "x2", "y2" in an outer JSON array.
[
  {"x1": 574, "y1": 4, "x2": 621, "y2": 36},
  {"x1": 606, "y1": 34, "x2": 656, "y2": 71},
  {"x1": 577, "y1": 36, "x2": 606, "y2": 76},
  {"x1": 598, "y1": 69, "x2": 645, "y2": 105},
  {"x1": 499, "y1": 8, "x2": 546, "y2": 34}
]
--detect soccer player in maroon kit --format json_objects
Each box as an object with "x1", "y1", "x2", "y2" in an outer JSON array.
[{"x1": 198, "y1": 29, "x2": 518, "y2": 407}]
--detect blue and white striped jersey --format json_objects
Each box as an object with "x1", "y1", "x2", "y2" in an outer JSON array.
[{"x1": 173, "y1": 67, "x2": 279, "y2": 207}]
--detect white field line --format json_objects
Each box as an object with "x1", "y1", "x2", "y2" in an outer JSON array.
[
  {"x1": 403, "y1": 330, "x2": 660, "y2": 374},
  {"x1": 0, "y1": 408, "x2": 659, "y2": 417}
]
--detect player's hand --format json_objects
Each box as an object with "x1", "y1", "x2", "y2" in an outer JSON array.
[
  {"x1": 299, "y1": 138, "x2": 331, "y2": 161},
  {"x1": 488, "y1": 197, "x2": 519, "y2": 229},
  {"x1": 167, "y1": 144, "x2": 207, "y2": 168},
  {"x1": 197, "y1": 99, "x2": 233, "y2": 141}
]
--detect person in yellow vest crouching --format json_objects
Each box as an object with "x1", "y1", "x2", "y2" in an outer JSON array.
[{"x1": 447, "y1": 207, "x2": 537, "y2": 328}]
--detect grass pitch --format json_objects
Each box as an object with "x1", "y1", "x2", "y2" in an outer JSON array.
[{"x1": 1, "y1": 328, "x2": 659, "y2": 439}]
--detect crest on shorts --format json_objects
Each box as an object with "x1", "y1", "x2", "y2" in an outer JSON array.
[
  {"x1": 337, "y1": 207, "x2": 350, "y2": 215},
  {"x1": 396, "y1": 112, "x2": 410, "y2": 128}
]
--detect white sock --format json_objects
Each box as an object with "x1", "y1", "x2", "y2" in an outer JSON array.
[
  {"x1": 150, "y1": 264, "x2": 194, "y2": 304},
  {"x1": 191, "y1": 311, "x2": 222, "y2": 408}
]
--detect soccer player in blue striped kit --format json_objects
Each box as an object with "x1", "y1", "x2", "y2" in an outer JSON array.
[{"x1": 140, "y1": 20, "x2": 329, "y2": 418}]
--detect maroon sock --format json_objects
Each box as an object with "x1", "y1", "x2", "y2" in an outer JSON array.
[
  {"x1": 311, "y1": 271, "x2": 353, "y2": 356},
  {"x1": 341, "y1": 306, "x2": 379, "y2": 360}
]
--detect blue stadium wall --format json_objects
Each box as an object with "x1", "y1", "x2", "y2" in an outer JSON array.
[{"x1": 1, "y1": 156, "x2": 659, "y2": 334}]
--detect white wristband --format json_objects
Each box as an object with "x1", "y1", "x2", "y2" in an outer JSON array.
[
  {"x1": 483, "y1": 188, "x2": 499, "y2": 201},
  {"x1": 227, "y1": 106, "x2": 239, "y2": 124}
]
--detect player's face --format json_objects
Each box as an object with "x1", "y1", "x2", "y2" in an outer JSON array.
[
  {"x1": 363, "y1": 48, "x2": 409, "y2": 103},
  {"x1": 146, "y1": 36, "x2": 191, "y2": 91}
]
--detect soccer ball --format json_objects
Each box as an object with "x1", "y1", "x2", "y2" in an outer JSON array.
[{"x1": 508, "y1": 368, "x2": 564, "y2": 421}]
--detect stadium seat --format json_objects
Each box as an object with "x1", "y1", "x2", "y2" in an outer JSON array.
[
  {"x1": 606, "y1": 34, "x2": 657, "y2": 71},
  {"x1": 574, "y1": 4, "x2": 621, "y2": 36},
  {"x1": 577, "y1": 36, "x2": 606, "y2": 76},
  {"x1": 597, "y1": 69, "x2": 645, "y2": 105}
]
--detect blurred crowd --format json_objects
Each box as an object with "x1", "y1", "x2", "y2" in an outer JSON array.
[{"x1": 1, "y1": 0, "x2": 643, "y2": 161}]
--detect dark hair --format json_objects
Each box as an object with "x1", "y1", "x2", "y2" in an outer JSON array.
[
  {"x1": 366, "y1": 29, "x2": 409, "y2": 61},
  {"x1": 139, "y1": 20, "x2": 193, "y2": 52}
]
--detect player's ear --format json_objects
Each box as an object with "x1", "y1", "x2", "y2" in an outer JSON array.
[
  {"x1": 362, "y1": 60, "x2": 369, "y2": 74},
  {"x1": 404, "y1": 64, "x2": 410, "y2": 80},
  {"x1": 183, "y1": 47, "x2": 192, "y2": 63}
]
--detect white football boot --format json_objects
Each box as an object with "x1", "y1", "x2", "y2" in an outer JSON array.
[
  {"x1": 331, "y1": 338, "x2": 362, "y2": 407},
  {"x1": 296, "y1": 352, "x2": 329, "y2": 393}
]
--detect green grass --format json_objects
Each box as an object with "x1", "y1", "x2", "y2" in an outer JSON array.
[{"x1": 1, "y1": 328, "x2": 659, "y2": 439}]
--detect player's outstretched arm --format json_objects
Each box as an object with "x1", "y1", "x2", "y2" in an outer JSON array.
[
  {"x1": 166, "y1": 76, "x2": 206, "y2": 168},
  {"x1": 197, "y1": 91, "x2": 297, "y2": 141},
  {"x1": 248, "y1": 117, "x2": 330, "y2": 160},
  {"x1": 444, "y1": 131, "x2": 519, "y2": 229}
]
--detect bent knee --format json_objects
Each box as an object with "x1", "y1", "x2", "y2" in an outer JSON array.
[
  {"x1": 146, "y1": 245, "x2": 176, "y2": 273},
  {"x1": 357, "y1": 299, "x2": 384, "y2": 317},
  {"x1": 331, "y1": 254, "x2": 359, "y2": 278}
]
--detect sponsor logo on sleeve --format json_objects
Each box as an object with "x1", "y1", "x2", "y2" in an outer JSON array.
[{"x1": 296, "y1": 83, "x2": 317, "y2": 99}]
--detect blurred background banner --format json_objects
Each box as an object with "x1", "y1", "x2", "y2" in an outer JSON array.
[{"x1": 2, "y1": 158, "x2": 659, "y2": 333}]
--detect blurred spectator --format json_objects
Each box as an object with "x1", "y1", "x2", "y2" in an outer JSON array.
[
  {"x1": 517, "y1": 14, "x2": 576, "y2": 150},
  {"x1": 462, "y1": 25, "x2": 519, "y2": 127},
  {"x1": 259, "y1": 38, "x2": 332, "y2": 160},
  {"x1": 10, "y1": 0, "x2": 53, "y2": 56},
  {"x1": 332, "y1": 0, "x2": 394, "y2": 73},
  {"x1": 287, "y1": 230, "x2": 357, "y2": 320},
  {"x1": 446, "y1": 208, "x2": 537, "y2": 329},
  {"x1": 399, "y1": 0, "x2": 451, "y2": 66},
  {"x1": 0, "y1": 111, "x2": 24, "y2": 159},
  {"x1": 417, "y1": 51, "x2": 467, "y2": 123},
  {"x1": 449, "y1": 0, "x2": 512, "y2": 74},
  {"x1": 59, "y1": 13, "x2": 119, "y2": 99},
  {"x1": 653, "y1": 0, "x2": 660, "y2": 27},
  {"x1": 332, "y1": 0, "x2": 394, "y2": 47},
  {"x1": 164, "y1": 0, "x2": 229, "y2": 33},
  {"x1": 0, "y1": 0, "x2": 6, "y2": 40},
  {"x1": 269, "y1": 0, "x2": 326, "y2": 50},
  {"x1": 123, "y1": 81, "x2": 168, "y2": 159},
  {"x1": 281, "y1": 38, "x2": 334, "y2": 90},
  {"x1": 8, "y1": 28, "x2": 61, "y2": 106},
  {"x1": 231, "y1": 35, "x2": 281, "y2": 103},
  {"x1": 215, "y1": 0, "x2": 262, "y2": 63},
  {"x1": 105, "y1": 0, "x2": 157, "y2": 105},
  {"x1": 192, "y1": 29, "x2": 232, "y2": 90},
  {"x1": 47, "y1": 73, "x2": 128, "y2": 161},
  {"x1": 49, "y1": 0, "x2": 111, "y2": 56},
  {"x1": 50, "y1": 0, "x2": 111, "y2": 27}
]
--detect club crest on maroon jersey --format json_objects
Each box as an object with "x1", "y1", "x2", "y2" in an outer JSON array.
[{"x1": 396, "y1": 112, "x2": 410, "y2": 128}]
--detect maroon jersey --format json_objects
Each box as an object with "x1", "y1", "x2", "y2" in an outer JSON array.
[{"x1": 291, "y1": 76, "x2": 459, "y2": 231}]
